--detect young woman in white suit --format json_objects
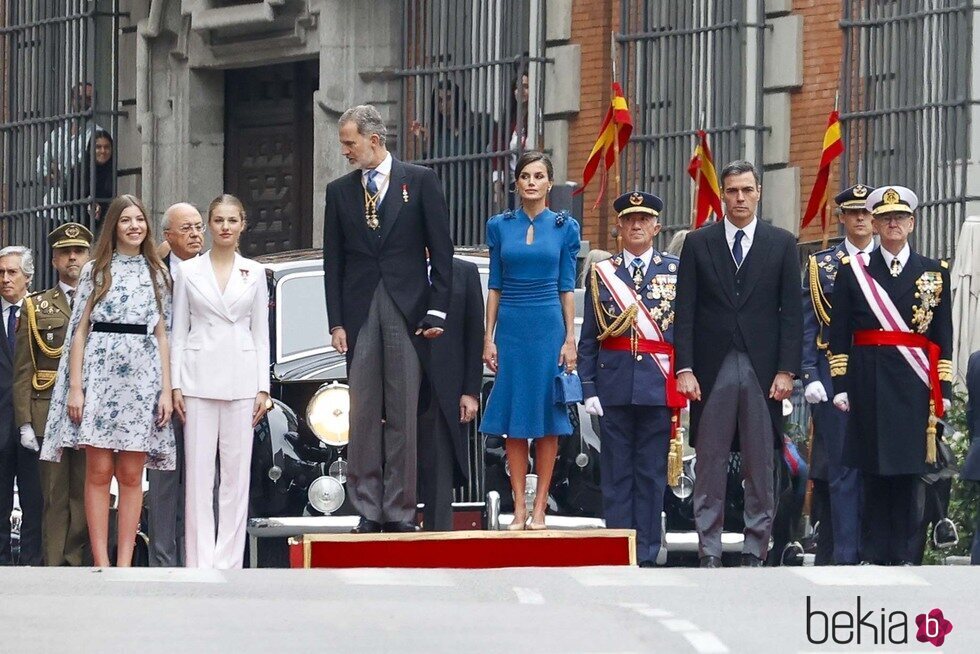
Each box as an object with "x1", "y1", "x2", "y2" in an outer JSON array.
[{"x1": 171, "y1": 194, "x2": 270, "y2": 568}]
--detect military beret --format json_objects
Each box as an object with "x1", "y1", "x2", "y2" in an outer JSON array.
[
  {"x1": 613, "y1": 191, "x2": 664, "y2": 219},
  {"x1": 834, "y1": 184, "x2": 872, "y2": 211},
  {"x1": 48, "y1": 222, "x2": 93, "y2": 249},
  {"x1": 866, "y1": 185, "x2": 918, "y2": 216}
]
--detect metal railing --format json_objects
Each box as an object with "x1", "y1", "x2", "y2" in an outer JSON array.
[
  {"x1": 397, "y1": 0, "x2": 545, "y2": 247},
  {"x1": 0, "y1": 0, "x2": 119, "y2": 289},
  {"x1": 839, "y1": 0, "x2": 973, "y2": 260},
  {"x1": 618, "y1": 0, "x2": 766, "y2": 250}
]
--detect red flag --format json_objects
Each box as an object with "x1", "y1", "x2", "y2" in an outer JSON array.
[
  {"x1": 575, "y1": 83, "x2": 633, "y2": 207},
  {"x1": 801, "y1": 110, "x2": 844, "y2": 231},
  {"x1": 687, "y1": 130, "x2": 723, "y2": 227}
]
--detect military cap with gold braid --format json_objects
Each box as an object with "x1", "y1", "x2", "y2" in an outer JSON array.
[
  {"x1": 866, "y1": 185, "x2": 918, "y2": 216},
  {"x1": 834, "y1": 183, "x2": 871, "y2": 211},
  {"x1": 48, "y1": 222, "x2": 93, "y2": 249},
  {"x1": 613, "y1": 191, "x2": 664, "y2": 219}
]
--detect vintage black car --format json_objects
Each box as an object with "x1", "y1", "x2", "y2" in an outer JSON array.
[{"x1": 248, "y1": 249, "x2": 805, "y2": 566}]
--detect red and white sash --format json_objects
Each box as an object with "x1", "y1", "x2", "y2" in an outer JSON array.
[
  {"x1": 594, "y1": 258, "x2": 671, "y2": 381},
  {"x1": 850, "y1": 254, "x2": 930, "y2": 387}
]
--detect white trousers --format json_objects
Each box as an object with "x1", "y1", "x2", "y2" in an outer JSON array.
[{"x1": 183, "y1": 396, "x2": 253, "y2": 569}]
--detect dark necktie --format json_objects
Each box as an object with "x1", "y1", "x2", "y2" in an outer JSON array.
[
  {"x1": 6, "y1": 305, "x2": 18, "y2": 353},
  {"x1": 631, "y1": 257, "x2": 644, "y2": 288},
  {"x1": 67, "y1": 289, "x2": 75, "y2": 311},
  {"x1": 732, "y1": 229, "x2": 745, "y2": 267},
  {"x1": 366, "y1": 169, "x2": 380, "y2": 196}
]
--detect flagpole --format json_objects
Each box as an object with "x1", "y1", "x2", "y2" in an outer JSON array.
[
  {"x1": 820, "y1": 92, "x2": 840, "y2": 250},
  {"x1": 611, "y1": 30, "x2": 622, "y2": 200}
]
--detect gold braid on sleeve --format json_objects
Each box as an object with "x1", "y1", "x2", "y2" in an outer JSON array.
[
  {"x1": 24, "y1": 297, "x2": 60, "y2": 391},
  {"x1": 809, "y1": 255, "x2": 832, "y2": 326}
]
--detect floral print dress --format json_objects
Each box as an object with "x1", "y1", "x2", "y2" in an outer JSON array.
[{"x1": 41, "y1": 253, "x2": 176, "y2": 470}]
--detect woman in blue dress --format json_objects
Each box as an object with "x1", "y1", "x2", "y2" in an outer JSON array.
[{"x1": 481, "y1": 151, "x2": 580, "y2": 530}]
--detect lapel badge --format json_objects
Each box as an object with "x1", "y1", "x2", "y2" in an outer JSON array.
[
  {"x1": 239, "y1": 268, "x2": 249, "y2": 281},
  {"x1": 835, "y1": 250, "x2": 844, "y2": 259},
  {"x1": 823, "y1": 255, "x2": 832, "y2": 262},
  {"x1": 667, "y1": 262, "x2": 677, "y2": 273},
  {"x1": 653, "y1": 255, "x2": 662, "y2": 265},
  {"x1": 402, "y1": 183, "x2": 409, "y2": 203},
  {"x1": 613, "y1": 256, "x2": 622, "y2": 266},
  {"x1": 46, "y1": 332, "x2": 54, "y2": 342},
  {"x1": 40, "y1": 300, "x2": 49, "y2": 309}
]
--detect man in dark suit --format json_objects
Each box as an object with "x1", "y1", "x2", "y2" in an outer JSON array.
[
  {"x1": 324, "y1": 104, "x2": 453, "y2": 534},
  {"x1": 962, "y1": 350, "x2": 980, "y2": 564},
  {"x1": 674, "y1": 160, "x2": 803, "y2": 568},
  {"x1": 147, "y1": 202, "x2": 205, "y2": 567},
  {"x1": 0, "y1": 246, "x2": 43, "y2": 565},
  {"x1": 829, "y1": 185, "x2": 952, "y2": 566},
  {"x1": 800, "y1": 184, "x2": 873, "y2": 565},
  {"x1": 418, "y1": 257, "x2": 484, "y2": 531}
]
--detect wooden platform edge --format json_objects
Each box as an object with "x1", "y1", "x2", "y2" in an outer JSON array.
[{"x1": 295, "y1": 528, "x2": 637, "y2": 543}]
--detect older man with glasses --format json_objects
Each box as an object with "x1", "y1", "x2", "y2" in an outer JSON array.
[{"x1": 147, "y1": 202, "x2": 206, "y2": 566}]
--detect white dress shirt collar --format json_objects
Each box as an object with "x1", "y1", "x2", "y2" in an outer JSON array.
[
  {"x1": 724, "y1": 216, "x2": 758, "y2": 263},
  {"x1": 1, "y1": 296, "x2": 23, "y2": 336},
  {"x1": 880, "y1": 243, "x2": 911, "y2": 269},
  {"x1": 622, "y1": 247, "x2": 654, "y2": 272},
  {"x1": 363, "y1": 152, "x2": 393, "y2": 181},
  {"x1": 843, "y1": 239, "x2": 873, "y2": 258},
  {"x1": 58, "y1": 281, "x2": 77, "y2": 297}
]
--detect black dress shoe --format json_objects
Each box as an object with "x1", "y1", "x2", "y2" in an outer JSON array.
[
  {"x1": 699, "y1": 555, "x2": 722, "y2": 569},
  {"x1": 351, "y1": 518, "x2": 382, "y2": 534},
  {"x1": 740, "y1": 553, "x2": 765, "y2": 567},
  {"x1": 638, "y1": 560, "x2": 657, "y2": 568},
  {"x1": 383, "y1": 520, "x2": 419, "y2": 533}
]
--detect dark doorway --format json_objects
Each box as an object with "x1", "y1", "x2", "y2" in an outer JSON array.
[{"x1": 225, "y1": 61, "x2": 318, "y2": 256}]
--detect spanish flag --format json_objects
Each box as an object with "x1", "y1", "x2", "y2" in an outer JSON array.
[
  {"x1": 575, "y1": 82, "x2": 632, "y2": 207},
  {"x1": 687, "y1": 130, "x2": 723, "y2": 227},
  {"x1": 801, "y1": 110, "x2": 844, "y2": 231}
]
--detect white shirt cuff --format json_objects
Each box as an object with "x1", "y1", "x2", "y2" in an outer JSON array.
[{"x1": 427, "y1": 310, "x2": 447, "y2": 320}]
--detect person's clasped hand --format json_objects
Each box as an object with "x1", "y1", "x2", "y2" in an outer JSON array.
[
  {"x1": 804, "y1": 381, "x2": 828, "y2": 404},
  {"x1": 19, "y1": 425, "x2": 39, "y2": 452},
  {"x1": 584, "y1": 396, "x2": 604, "y2": 417}
]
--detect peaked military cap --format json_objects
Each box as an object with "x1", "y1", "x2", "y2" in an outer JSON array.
[
  {"x1": 614, "y1": 191, "x2": 664, "y2": 219},
  {"x1": 48, "y1": 222, "x2": 93, "y2": 249},
  {"x1": 835, "y1": 184, "x2": 872, "y2": 211},
  {"x1": 867, "y1": 185, "x2": 918, "y2": 216}
]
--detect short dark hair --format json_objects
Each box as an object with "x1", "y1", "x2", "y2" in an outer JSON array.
[
  {"x1": 720, "y1": 159, "x2": 761, "y2": 187},
  {"x1": 515, "y1": 150, "x2": 553, "y2": 181}
]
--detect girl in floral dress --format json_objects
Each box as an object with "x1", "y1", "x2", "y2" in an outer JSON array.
[{"x1": 42, "y1": 195, "x2": 175, "y2": 567}]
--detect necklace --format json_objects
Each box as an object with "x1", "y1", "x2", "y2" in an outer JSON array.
[{"x1": 363, "y1": 176, "x2": 390, "y2": 230}]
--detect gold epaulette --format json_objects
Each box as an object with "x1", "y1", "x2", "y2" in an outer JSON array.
[
  {"x1": 937, "y1": 359, "x2": 953, "y2": 382},
  {"x1": 940, "y1": 260, "x2": 949, "y2": 269},
  {"x1": 828, "y1": 352, "x2": 848, "y2": 377},
  {"x1": 808, "y1": 255, "x2": 831, "y2": 326},
  {"x1": 840, "y1": 255, "x2": 851, "y2": 265}
]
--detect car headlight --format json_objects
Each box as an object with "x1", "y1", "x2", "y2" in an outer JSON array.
[
  {"x1": 306, "y1": 382, "x2": 350, "y2": 447},
  {"x1": 308, "y1": 475, "x2": 345, "y2": 514}
]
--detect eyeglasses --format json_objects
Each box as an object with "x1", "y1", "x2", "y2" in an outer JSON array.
[{"x1": 175, "y1": 224, "x2": 206, "y2": 235}]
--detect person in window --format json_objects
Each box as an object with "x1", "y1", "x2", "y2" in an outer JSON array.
[
  {"x1": 480, "y1": 151, "x2": 580, "y2": 531},
  {"x1": 171, "y1": 195, "x2": 270, "y2": 569},
  {"x1": 492, "y1": 73, "x2": 531, "y2": 211},
  {"x1": 41, "y1": 195, "x2": 176, "y2": 568}
]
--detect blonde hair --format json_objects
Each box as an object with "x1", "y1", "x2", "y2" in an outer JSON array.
[{"x1": 207, "y1": 194, "x2": 247, "y2": 223}]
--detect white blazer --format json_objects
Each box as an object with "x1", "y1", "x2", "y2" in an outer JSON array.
[{"x1": 171, "y1": 252, "x2": 270, "y2": 400}]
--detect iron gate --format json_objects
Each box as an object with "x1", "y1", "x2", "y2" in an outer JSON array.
[
  {"x1": 0, "y1": 0, "x2": 120, "y2": 289},
  {"x1": 618, "y1": 0, "x2": 766, "y2": 248},
  {"x1": 397, "y1": 0, "x2": 546, "y2": 247},
  {"x1": 840, "y1": 0, "x2": 973, "y2": 259}
]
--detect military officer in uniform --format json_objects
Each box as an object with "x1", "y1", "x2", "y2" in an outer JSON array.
[
  {"x1": 578, "y1": 191, "x2": 684, "y2": 568},
  {"x1": 801, "y1": 184, "x2": 874, "y2": 565},
  {"x1": 14, "y1": 222, "x2": 92, "y2": 566},
  {"x1": 829, "y1": 185, "x2": 952, "y2": 566}
]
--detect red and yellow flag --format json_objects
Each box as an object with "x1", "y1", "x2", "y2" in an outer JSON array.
[
  {"x1": 801, "y1": 110, "x2": 844, "y2": 231},
  {"x1": 687, "y1": 130, "x2": 723, "y2": 227},
  {"x1": 575, "y1": 82, "x2": 632, "y2": 207}
]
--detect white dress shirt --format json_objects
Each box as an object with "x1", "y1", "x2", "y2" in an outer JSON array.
[
  {"x1": 724, "y1": 216, "x2": 758, "y2": 264},
  {"x1": 879, "y1": 243, "x2": 911, "y2": 272},
  {"x1": 843, "y1": 239, "x2": 873, "y2": 264},
  {"x1": 621, "y1": 247, "x2": 654, "y2": 276},
  {"x1": 363, "y1": 152, "x2": 393, "y2": 205}
]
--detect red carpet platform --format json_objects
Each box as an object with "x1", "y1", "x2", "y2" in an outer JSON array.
[{"x1": 288, "y1": 529, "x2": 636, "y2": 568}]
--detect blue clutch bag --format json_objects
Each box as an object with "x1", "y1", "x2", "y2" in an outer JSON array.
[{"x1": 554, "y1": 369, "x2": 583, "y2": 405}]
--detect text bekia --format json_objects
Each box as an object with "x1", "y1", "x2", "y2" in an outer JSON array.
[{"x1": 805, "y1": 596, "x2": 953, "y2": 647}]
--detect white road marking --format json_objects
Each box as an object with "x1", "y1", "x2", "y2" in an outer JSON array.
[
  {"x1": 333, "y1": 569, "x2": 455, "y2": 586},
  {"x1": 569, "y1": 568, "x2": 695, "y2": 587},
  {"x1": 792, "y1": 567, "x2": 929, "y2": 586},
  {"x1": 635, "y1": 608, "x2": 673, "y2": 618},
  {"x1": 513, "y1": 587, "x2": 545, "y2": 604},
  {"x1": 101, "y1": 568, "x2": 226, "y2": 584},
  {"x1": 683, "y1": 632, "x2": 729, "y2": 653},
  {"x1": 660, "y1": 618, "x2": 699, "y2": 632}
]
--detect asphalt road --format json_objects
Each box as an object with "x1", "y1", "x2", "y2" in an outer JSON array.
[{"x1": 1, "y1": 565, "x2": 978, "y2": 653}]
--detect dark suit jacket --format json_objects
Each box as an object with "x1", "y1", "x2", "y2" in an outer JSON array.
[
  {"x1": 322, "y1": 157, "x2": 454, "y2": 358},
  {"x1": 962, "y1": 350, "x2": 980, "y2": 482},
  {"x1": 674, "y1": 219, "x2": 802, "y2": 448},
  {"x1": 1, "y1": 304, "x2": 18, "y2": 450},
  {"x1": 426, "y1": 259, "x2": 485, "y2": 482}
]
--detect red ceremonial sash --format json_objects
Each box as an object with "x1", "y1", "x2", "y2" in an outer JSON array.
[{"x1": 852, "y1": 330, "x2": 944, "y2": 418}]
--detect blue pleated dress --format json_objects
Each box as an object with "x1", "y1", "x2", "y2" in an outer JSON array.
[{"x1": 480, "y1": 208, "x2": 581, "y2": 439}]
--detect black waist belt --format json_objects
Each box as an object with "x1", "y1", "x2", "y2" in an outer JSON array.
[{"x1": 91, "y1": 322, "x2": 148, "y2": 335}]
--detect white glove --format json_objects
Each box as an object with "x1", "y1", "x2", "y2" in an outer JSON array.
[
  {"x1": 832, "y1": 393, "x2": 850, "y2": 412},
  {"x1": 804, "y1": 381, "x2": 828, "y2": 405},
  {"x1": 19, "y1": 424, "x2": 39, "y2": 452},
  {"x1": 584, "y1": 396, "x2": 604, "y2": 417},
  {"x1": 943, "y1": 398, "x2": 952, "y2": 413}
]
